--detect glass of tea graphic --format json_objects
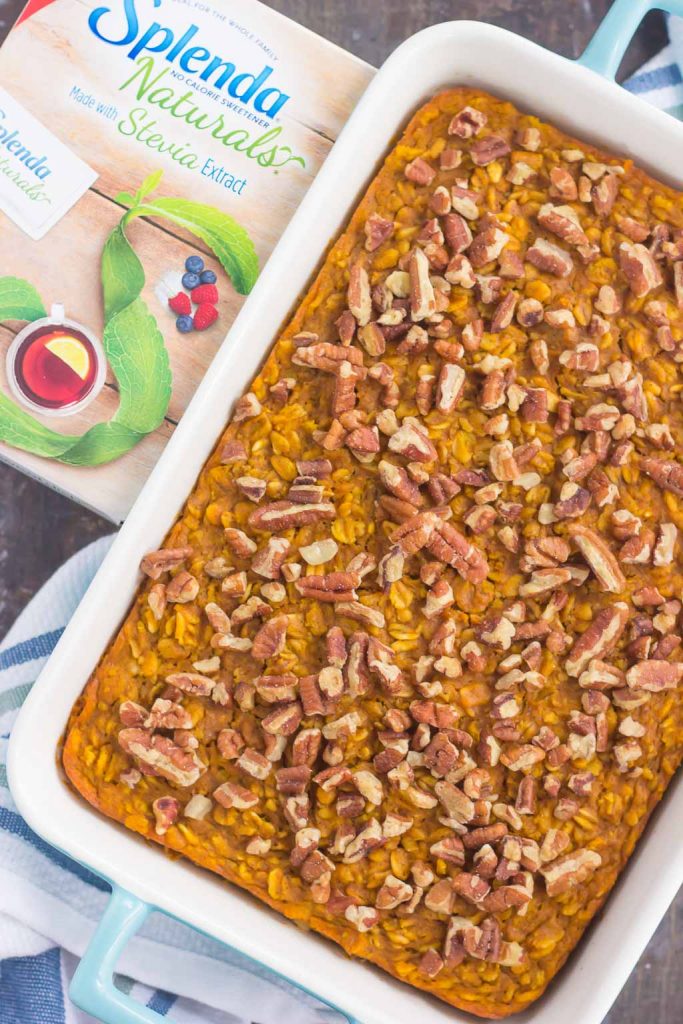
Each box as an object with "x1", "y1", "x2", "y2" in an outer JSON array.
[{"x1": 6, "y1": 304, "x2": 107, "y2": 417}]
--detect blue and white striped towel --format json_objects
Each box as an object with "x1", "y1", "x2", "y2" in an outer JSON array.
[
  {"x1": 623, "y1": 15, "x2": 683, "y2": 116},
  {"x1": 1, "y1": 20, "x2": 683, "y2": 1024}
]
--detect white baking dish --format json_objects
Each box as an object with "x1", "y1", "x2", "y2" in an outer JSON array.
[{"x1": 8, "y1": 2, "x2": 683, "y2": 1022}]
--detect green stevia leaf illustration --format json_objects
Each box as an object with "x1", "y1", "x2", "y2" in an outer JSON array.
[
  {"x1": 58, "y1": 421, "x2": 143, "y2": 466},
  {"x1": 101, "y1": 224, "x2": 145, "y2": 322},
  {"x1": 0, "y1": 391, "x2": 77, "y2": 458},
  {"x1": 0, "y1": 277, "x2": 47, "y2": 323},
  {"x1": 104, "y1": 297, "x2": 172, "y2": 435},
  {"x1": 135, "y1": 169, "x2": 164, "y2": 204},
  {"x1": 132, "y1": 198, "x2": 259, "y2": 295}
]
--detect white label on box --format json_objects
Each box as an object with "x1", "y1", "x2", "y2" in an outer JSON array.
[{"x1": 0, "y1": 85, "x2": 97, "y2": 240}]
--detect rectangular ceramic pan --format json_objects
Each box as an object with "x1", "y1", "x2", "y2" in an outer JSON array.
[{"x1": 9, "y1": 2, "x2": 683, "y2": 1022}]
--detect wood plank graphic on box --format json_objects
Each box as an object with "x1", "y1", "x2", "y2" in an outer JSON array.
[{"x1": 0, "y1": 0, "x2": 374, "y2": 520}]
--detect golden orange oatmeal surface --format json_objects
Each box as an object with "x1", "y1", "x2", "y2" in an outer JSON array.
[{"x1": 63, "y1": 88, "x2": 683, "y2": 1019}]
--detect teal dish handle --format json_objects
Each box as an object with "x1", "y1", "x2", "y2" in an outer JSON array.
[
  {"x1": 580, "y1": 0, "x2": 683, "y2": 79},
  {"x1": 70, "y1": 886, "x2": 362, "y2": 1024}
]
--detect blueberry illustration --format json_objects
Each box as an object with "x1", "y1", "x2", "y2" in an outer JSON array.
[
  {"x1": 185, "y1": 254, "x2": 204, "y2": 273},
  {"x1": 176, "y1": 314, "x2": 194, "y2": 333},
  {"x1": 199, "y1": 269, "x2": 217, "y2": 284},
  {"x1": 181, "y1": 271, "x2": 201, "y2": 289}
]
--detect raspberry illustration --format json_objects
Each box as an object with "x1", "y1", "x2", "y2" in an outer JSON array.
[
  {"x1": 193, "y1": 303, "x2": 218, "y2": 330},
  {"x1": 168, "y1": 292, "x2": 191, "y2": 316},
  {"x1": 191, "y1": 283, "x2": 219, "y2": 305}
]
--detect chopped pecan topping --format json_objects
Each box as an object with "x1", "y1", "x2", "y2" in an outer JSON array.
[
  {"x1": 565, "y1": 602, "x2": 629, "y2": 676},
  {"x1": 249, "y1": 501, "x2": 336, "y2": 532},
  {"x1": 388, "y1": 417, "x2": 438, "y2": 462},
  {"x1": 435, "y1": 363, "x2": 466, "y2": 413},
  {"x1": 405, "y1": 156, "x2": 436, "y2": 185},
  {"x1": 625, "y1": 660, "x2": 683, "y2": 692},
  {"x1": 251, "y1": 615, "x2": 288, "y2": 661},
  {"x1": 471, "y1": 135, "x2": 511, "y2": 166},
  {"x1": 527, "y1": 237, "x2": 574, "y2": 277},
  {"x1": 233, "y1": 392, "x2": 262, "y2": 422},
  {"x1": 619, "y1": 242, "x2": 662, "y2": 297},
  {"x1": 568, "y1": 525, "x2": 626, "y2": 593},
  {"x1": 140, "y1": 546, "x2": 193, "y2": 580},
  {"x1": 540, "y1": 848, "x2": 602, "y2": 896},
  {"x1": 364, "y1": 213, "x2": 394, "y2": 252},
  {"x1": 641, "y1": 457, "x2": 683, "y2": 497},
  {"x1": 165, "y1": 571, "x2": 199, "y2": 604},
  {"x1": 449, "y1": 105, "x2": 487, "y2": 138},
  {"x1": 214, "y1": 781, "x2": 258, "y2": 810},
  {"x1": 119, "y1": 729, "x2": 205, "y2": 787}
]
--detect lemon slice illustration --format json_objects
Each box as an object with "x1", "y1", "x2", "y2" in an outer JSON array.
[{"x1": 45, "y1": 335, "x2": 91, "y2": 380}]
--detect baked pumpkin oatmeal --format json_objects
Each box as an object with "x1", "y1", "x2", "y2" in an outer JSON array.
[{"x1": 63, "y1": 88, "x2": 683, "y2": 1018}]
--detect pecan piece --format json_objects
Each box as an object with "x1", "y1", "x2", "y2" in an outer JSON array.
[
  {"x1": 347, "y1": 262, "x2": 371, "y2": 326},
  {"x1": 378, "y1": 459, "x2": 423, "y2": 506},
  {"x1": 232, "y1": 392, "x2": 261, "y2": 423},
  {"x1": 375, "y1": 874, "x2": 414, "y2": 911},
  {"x1": 427, "y1": 519, "x2": 489, "y2": 584},
  {"x1": 145, "y1": 699, "x2": 192, "y2": 731},
  {"x1": 469, "y1": 224, "x2": 510, "y2": 269},
  {"x1": 119, "y1": 729, "x2": 205, "y2": 787},
  {"x1": 553, "y1": 483, "x2": 591, "y2": 521},
  {"x1": 140, "y1": 546, "x2": 193, "y2": 580},
  {"x1": 394, "y1": 511, "x2": 440, "y2": 555},
  {"x1": 409, "y1": 246, "x2": 437, "y2": 320},
  {"x1": 388, "y1": 417, "x2": 437, "y2": 462},
  {"x1": 592, "y1": 172, "x2": 619, "y2": 216},
  {"x1": 405, "y1": 156, "x2": 436, "y2": 185},
  {"x1": 527, "y1": 237, "x2": 573, "y2": 277},
  {"x1": 537, "y1": 203, "x2": 588, "y2": 247},
  {"x1": 549, "y1": 165, "x2": 577, "y2": 199},
  {"x1": 152, "y1": 796, "x2": 180, "y2": 836},
  {"x1": 364, "y1": 212, "x2": 394, "y2": 252},
  {"x1": 625, "y1": 660, "x2": 683, "y2": 692},
  {"x1": 449, "y1": 105, "x2": 487, "y2": 137},
  {"x1": 262, "y1": 701, "x2": 302, "y2": 736},
  {"x1": 435, "y1": 363, "x2": 466, "y2": 413},
  {"x1": 619, "y1": 242, "x2": 662, "y2": 297},
  {"x1": 214, "y1": 781, "x2": 258, "y2": 810},
  {"x1": 276, "y1": 765, "x2": 312, "y2": 795},
  {"x1": 295, "y1": 571, "x2": 360, "y2": 603},
  {"x1": 565, "y1": 602, "x2": 629, "y2": 676},
  {"x1": 471, "y1": 135, "x2": 511, "y2": 166},
  {"x1": 568, "y1": 524, "x2": 626, "y2": 593},
  {"x1": 641, "y1": 457, "x2": 683, "y2": 497},
  {"x1": 249, "y1": 501, "x2": 335, "y2": 532},
  {"x1": 292, "y1": 341, "x2": 365, "y2": 375},
  {"x1": 520, "y1": 387, "x2": 548, "y2": 423},
  {"x1": 165, "y1": 571, "x2": 199, "y2": 604},
  {"x1": 490, "y1": 291, "x2": 518, "y2": 333},
  {"x1": 489, "y1": 440, "x2": 520, "y2": 482},
  {"x1": 252, "y1": 538, "x2": 290, "y2": 581},
  {"x1": 443, "y1": 212, "x2": 474, "y2": 254},
  {"x1": 540, "y1": 848, "x2": 602, "y2": 896},
  {"x1": 346, "y1": 425, "x2": 380, "y2": 459},
  {"x1": 165, "y1": 671, "x2": 215, "y2": 697},
  {"x1": 251, "y1": 615, "x2": 288, "y2": 661}
]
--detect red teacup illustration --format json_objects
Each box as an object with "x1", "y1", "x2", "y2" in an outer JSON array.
[{"x1": 7, "y1": 304, "x2": 106, "y2": 417}]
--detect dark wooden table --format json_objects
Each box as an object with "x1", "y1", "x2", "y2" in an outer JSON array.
[{"x1": 0, "y1": 1, "x2": 680, "y2": 1021}]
